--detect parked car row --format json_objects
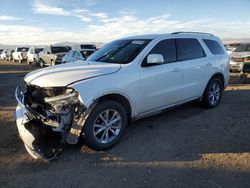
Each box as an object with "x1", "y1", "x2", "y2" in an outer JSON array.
[{"x1": 0, "y1": 44, "x2": 97, "y2": 67}]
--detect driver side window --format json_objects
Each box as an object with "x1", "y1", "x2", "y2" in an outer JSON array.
[{"x1": 145, "y1": 39, "x2": 177, "y2": 65}]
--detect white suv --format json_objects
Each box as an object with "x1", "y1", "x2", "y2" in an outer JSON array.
[{"x1": 15, "y1": 32, "x2": 230, "y2": 159}]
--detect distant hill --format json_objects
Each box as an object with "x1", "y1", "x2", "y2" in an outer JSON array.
[{"x1": 222, "y1": 38, "x2": 250, "y2": 44}]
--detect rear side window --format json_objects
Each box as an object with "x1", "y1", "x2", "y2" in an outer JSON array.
[
  {"x1": 203, "y1": 39, "x2": 225, "y2": 55},
  {"x1": 148, "y1": 39, "x2": 177, "y2": 63},
  {"x1": 178, "y1": 39, "x2": 205, "y2": 61}
]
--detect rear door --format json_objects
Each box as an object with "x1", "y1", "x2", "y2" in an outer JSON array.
[{"x1": 177, "y1": 38, "x2": 208, "y2": 100}]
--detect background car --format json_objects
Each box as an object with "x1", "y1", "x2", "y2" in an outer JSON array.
[
  {"x1": 0, "y1": 49, "x2": 12, "y2": 60},
  {"x1": 5, "y1": 49, "x2": 14, "y2": 61},
  {"x1": 80, "y1": 44, "x2": 97, "y2": 50},
  {"x1": 0, "y1": 50, "x2": 7, "y2": 60},
  {"x1": 39, "y1": 45, "x2": 71, "y2": 67},
  {"x1": 230, "y1": 43, "x2": 250, "y2": 72},
  {"x1": 12, "y1": 47, "x2": 29, "y2": 63},
  {"x1": 27, "y1": 47, "x2": 44, "y2": 65},
  {"x1": 62, "y1": 49, "x2": 96, "y2": 64}
]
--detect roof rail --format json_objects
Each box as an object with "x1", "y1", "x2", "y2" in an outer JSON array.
[{"x1": 171, "y1": 31, "x2": 214, "y2": 36}]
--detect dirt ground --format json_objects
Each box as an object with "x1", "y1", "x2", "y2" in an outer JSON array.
[{"x1": 0, "y1": 60, "x2": 250, "y2": 188}]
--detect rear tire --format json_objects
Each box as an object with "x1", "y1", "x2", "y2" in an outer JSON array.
[
  {"x1": 201, "y1": 77, "x2": 223, "y2": 108},
  {"x1": 83, "y1": 100, "x2": 127, "y2": 150}
]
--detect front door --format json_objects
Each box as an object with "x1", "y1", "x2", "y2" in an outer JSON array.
[{"x1": 138, "y1": 39, "x2": 182, "y2": 114}]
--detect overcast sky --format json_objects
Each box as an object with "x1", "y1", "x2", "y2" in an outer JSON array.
[{"x1": 0, "y1": 0, "x2": 250, "y2": 45}]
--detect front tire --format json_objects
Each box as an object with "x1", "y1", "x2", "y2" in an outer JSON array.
[
  {"x1": 51, "y1": 60, "x2": 55, "y2": 66},
  {"x1": 201, "y1": 77, "x2": 223, "y2": 108},
  {"x1": 40, "y1": 59, "x2": 44, "y2": 68},
  {"x1": 83, "y1": 100, "x2": 128, "y2": 150}
]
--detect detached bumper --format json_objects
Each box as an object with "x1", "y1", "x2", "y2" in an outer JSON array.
[{"x1": 15, "y1": 86, "x2": 35, "y2": 149}]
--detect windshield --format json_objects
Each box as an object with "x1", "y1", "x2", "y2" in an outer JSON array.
[
  {"x1": 51, "y1": 46, "x2": 71, "y2": 53},
  {"x1": 35, "y1": 48, "x2": 43, "y2": 54},
  {"x1": 88, "y1": 39, "x2": 151, "y2": 64},
  {"x1": 234, "y1": 43, "x2": 250, "y2": 52},
  {"x1": 17, "y1": 47, "x2": 29, "y2": 52}
]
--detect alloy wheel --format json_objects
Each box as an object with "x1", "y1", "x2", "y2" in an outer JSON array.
[
  {"x1": 93, "y1": 109, "x2": 122, "y2": 144},
  {"x1": 208, "y1": 82, "x2": 221, "y2": 105}
]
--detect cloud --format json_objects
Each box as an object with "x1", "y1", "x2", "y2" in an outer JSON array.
[
  {"x1": 31, "y1": 1, "x2": 107, "y2": 22},
  {"x1": 32, "y1": 1, "x2": 71, "y2": 16},
  {"x1": 92, "y1": 12, "x2": 109, "y2": 19},
  {"x1": 72, "y1": 9, "x2": 109, "y2": 21},
  {"x1": 73, "y1": 14, "x2": 92, "y2": 22},
  {"x1": 0, "y1": 15, "x2": 23, "y2": 21},
  {"x1": 1, "y1": 14, "x2": 250, "y2": 45}
]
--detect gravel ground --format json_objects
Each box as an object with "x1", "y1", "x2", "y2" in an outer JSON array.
[{"x1": 0, "y1": 60, "x2": 250, "y2": 188}]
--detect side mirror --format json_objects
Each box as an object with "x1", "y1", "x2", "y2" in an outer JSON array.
[{"x1": 147, "y1": 54, "x2": 164, "y2": 65}]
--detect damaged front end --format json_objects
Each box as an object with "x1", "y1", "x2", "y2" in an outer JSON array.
[{"x1": 15, "y1": 84, "x2": 87, "y2": 160}]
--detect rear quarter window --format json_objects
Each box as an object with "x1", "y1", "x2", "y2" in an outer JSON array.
[
  {"x1": 178, "y1": 38, "x2": 205, "y2": 61},
  {"x1": 203, "y1": 39, "x2": 225, "y2": 55}
]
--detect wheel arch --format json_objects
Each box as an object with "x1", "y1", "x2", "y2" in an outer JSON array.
[
  {"x1": 209, "y1": 72, "x2": 225, "y2": 87},
  {"x1": 201, "y1": 72, "x2": 225, "y2": 100},
  {"x1": 95, "y1": 93, "x2": 132, "y2": 121}
]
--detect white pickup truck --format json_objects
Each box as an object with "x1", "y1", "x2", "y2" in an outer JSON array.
[{"x1": 12, "y1": 47, "x2": 29, "y2": 63}]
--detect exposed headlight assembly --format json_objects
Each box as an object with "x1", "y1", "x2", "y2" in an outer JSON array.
[{"x1": 44, "y1": 88, "x2": 79, "y2": 111}]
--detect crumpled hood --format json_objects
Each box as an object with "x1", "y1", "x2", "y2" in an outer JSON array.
[
  {"x1": 24, "y1": 61, "x2": 121, "y2": 87},
  {"x1": 231, "y1": 52, "x2": 250, "y2": 58}
]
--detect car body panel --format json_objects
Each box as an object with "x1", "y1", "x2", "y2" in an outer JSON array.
[{"x1": 24, "y1": 61, "x2": 121, "y2": 87}]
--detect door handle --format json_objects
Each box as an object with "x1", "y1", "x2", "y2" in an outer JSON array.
[{"x1": 172, "y1": 68, "x2": 181, "y2": 72}]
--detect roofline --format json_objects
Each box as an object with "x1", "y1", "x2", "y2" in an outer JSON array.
[{"x1": 171, "y1": 31, "x2": 214, "y2": 36}]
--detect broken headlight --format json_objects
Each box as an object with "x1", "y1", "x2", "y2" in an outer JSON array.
[{"x1": 44, "y1": 88, "x2": 79, "y2": 112}]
